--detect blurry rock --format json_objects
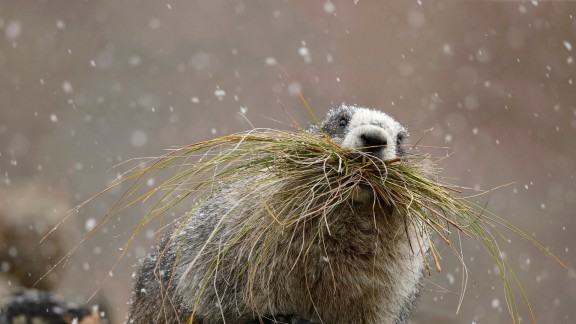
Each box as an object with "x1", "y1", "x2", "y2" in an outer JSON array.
[
  {"x1": 0, "y1": 289, "x2": 107, "y2": 324},
  {"x1": 0, "y1": 182, "x2": 70, "y2": 292},
  {"x1": 0, "y1": 183, "x2": 115, "y2": 321}
]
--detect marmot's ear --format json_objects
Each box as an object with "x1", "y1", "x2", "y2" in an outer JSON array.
[{"x1": 306, "y1": 124, "x2": 322, "y2": 136}]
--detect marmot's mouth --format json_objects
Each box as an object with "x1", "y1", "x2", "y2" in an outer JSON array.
[
  {"x1": 358, "y1": 183, "x2": 372, "y2": 192},
  {"x1": 349, "y1": 183, "x2": 394, "y2": 214}
]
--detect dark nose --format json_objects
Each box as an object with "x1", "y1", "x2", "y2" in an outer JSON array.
[{"x1": 360, "y1": 133, "x2": 387, "y2": 155}]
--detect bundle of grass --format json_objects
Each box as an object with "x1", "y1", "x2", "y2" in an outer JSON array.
[{"x1": 68, "y1": 106, "x2": 564, "y2": 323}]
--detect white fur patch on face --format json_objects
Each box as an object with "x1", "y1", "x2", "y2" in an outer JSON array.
[{"x1": 341, "y1": 107, "x2": 406, "y2": 160}]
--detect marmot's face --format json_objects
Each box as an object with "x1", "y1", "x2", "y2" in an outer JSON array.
[{"x1": 320, "y1": 105, "x2": 408, "y2": 161}]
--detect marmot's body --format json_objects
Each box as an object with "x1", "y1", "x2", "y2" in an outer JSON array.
[{"x1": 128, "y1": 105, "x2": 427, "y2": 324}]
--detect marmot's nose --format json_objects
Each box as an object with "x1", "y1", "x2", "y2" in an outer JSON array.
[{"x1": 360, "y1": 133, "x2": 387, "y2": 156}]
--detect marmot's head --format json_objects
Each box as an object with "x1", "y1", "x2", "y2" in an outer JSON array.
[
  {"x1": 309, "y1": 105, "x2": 408, "y2": 203},
  {"x1": 315, "y1": 104, "x2": 408, "y2": 161}
]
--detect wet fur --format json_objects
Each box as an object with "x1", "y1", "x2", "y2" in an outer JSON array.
[{"x1": 127, "y1": 105, "x2": 427, "y2": 324}]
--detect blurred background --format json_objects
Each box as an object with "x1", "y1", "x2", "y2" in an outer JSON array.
[{"x1": 1, "y1": 1, "x2": 575, "y2": 323}]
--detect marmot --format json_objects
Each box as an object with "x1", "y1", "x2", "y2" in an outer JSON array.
[{"x1": 127, "y1": 105, "x2": 428, "y2": 324}]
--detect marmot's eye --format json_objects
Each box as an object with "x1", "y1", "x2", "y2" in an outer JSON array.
[
  {"x1": 339, "y1": 117, "x2": 348, "y2": 127},
  {"x1": 396, "y1": 133, "x2": 405, "y2": 145}
]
